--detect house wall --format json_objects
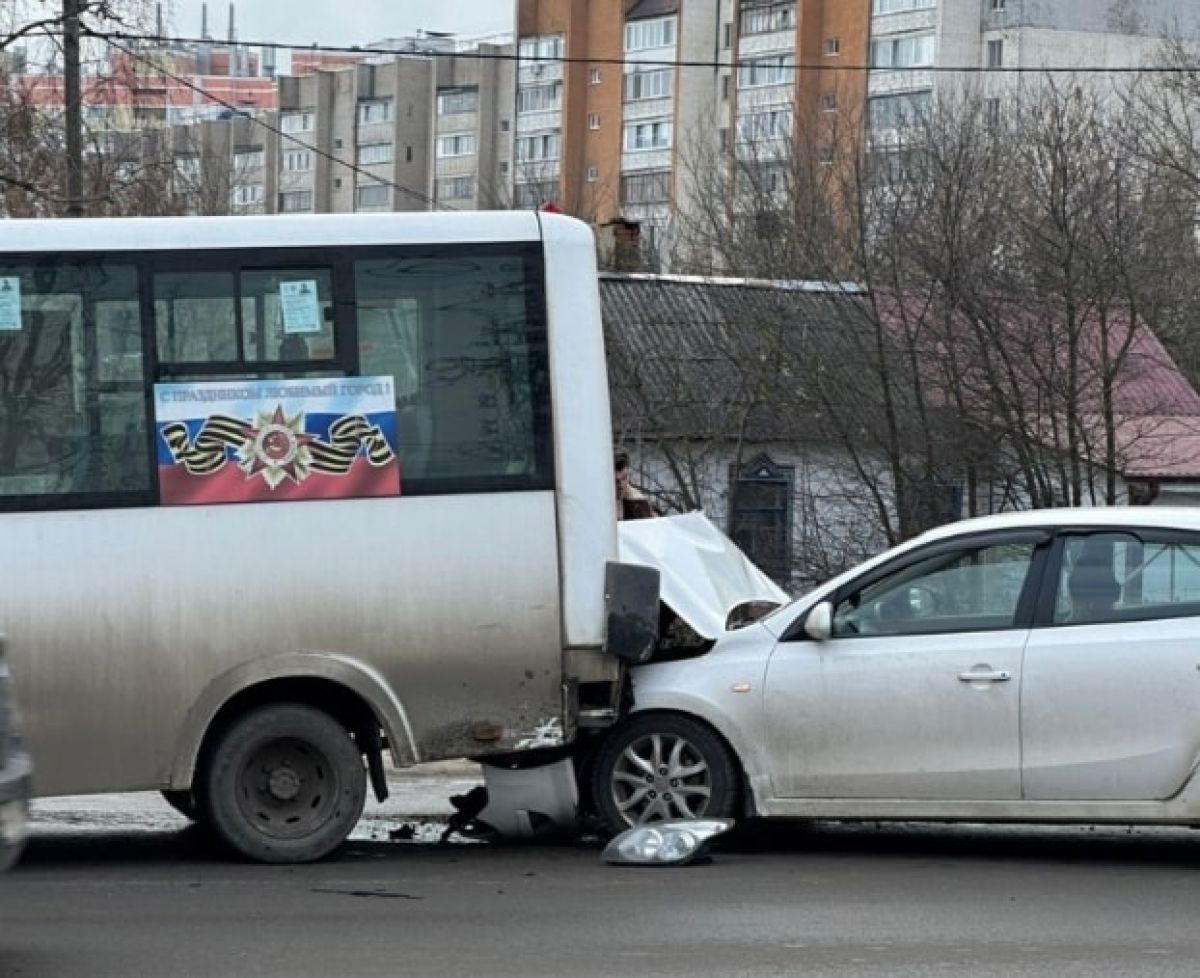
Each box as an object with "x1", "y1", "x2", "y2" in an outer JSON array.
[
  {"x1": 623, "y1": 436, "x2": 1200, "y2": 593},
  {"x1": 623, "y1": 439, "x2": 894, "y2": 591}
]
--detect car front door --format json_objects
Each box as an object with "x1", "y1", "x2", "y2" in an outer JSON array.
[
  {"x1": 764, "y1": 532, "x2": 1048, "y2": 800},
  {"x1": 1021, "y1": 530, "x2": 1200, "y2": 800}
]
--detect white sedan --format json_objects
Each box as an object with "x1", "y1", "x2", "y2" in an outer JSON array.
[{"x1": 590, "y1": 508, "x2": 1200, "y2": 834}]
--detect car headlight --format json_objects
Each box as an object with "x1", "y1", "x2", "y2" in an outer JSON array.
[{"x1": 601, "y1": 818, "x2": 734, "y2": 866}]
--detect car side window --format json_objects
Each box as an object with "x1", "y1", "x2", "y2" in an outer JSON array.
[
  {"x1": 832, "y1": 542, "x2": 1037, "y2": 638},
  {"x1": 1053, "y1": 532, "x2": 1200, "y2": 626}
]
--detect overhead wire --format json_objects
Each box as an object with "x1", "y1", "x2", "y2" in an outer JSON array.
[{"x1": 85, "y1": 28, "x2": 1200, "y2": 74}]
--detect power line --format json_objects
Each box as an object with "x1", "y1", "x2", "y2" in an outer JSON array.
[
  {"x1": 85, "y1": 28, "x2": 1200, "y2": 74},
  {"x1": 101, "y1": 35, "x2": 451, "y2": 212}
]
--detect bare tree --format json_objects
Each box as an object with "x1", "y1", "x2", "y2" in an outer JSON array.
[{"x1": 649, "y1": 73, "x2": 1200, "y2": 583}]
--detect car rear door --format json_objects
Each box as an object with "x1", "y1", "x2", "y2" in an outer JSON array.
[{"x1": 1021, "y1": 529, "x2": 1200, "y2": 801}]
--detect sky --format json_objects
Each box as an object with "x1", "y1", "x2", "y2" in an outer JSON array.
[{"x1": 165, "y1": 0, "x2": 514, "y2": 48}]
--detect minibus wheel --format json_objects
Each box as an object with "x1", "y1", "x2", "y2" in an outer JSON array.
[{"x1": 201, "y1": 703, "x2": 367, "y2": 863}]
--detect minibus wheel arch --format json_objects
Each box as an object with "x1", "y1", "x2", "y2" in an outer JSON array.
[{"x1": 169, "y1": 655, "x2": 419, "y2": 799}]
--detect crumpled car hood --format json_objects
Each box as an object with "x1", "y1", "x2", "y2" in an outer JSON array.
[{"x1": 617, "y1": 511, "x2": 790, "y2": 640}]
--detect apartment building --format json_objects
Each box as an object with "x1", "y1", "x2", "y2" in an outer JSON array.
[
  {"x1": 178, "y1": 41, "x2": 514, "y2": 216},
  {"x1": 516, "y1": 0, "x2": 719, "y2": 257},
  {"x1": 168, "y1": 113, "x2": 271, "y2": 215},
  {"x1": 867, "y1": 0, "x2": 1200, "y2": 139},
  {"x1": 516, "y1": 1, "x2": 869, "y2": 260}
]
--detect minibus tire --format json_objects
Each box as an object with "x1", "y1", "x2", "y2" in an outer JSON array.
[{"x1": 201, "y1": 703, "x2": 367, "y2": 864}]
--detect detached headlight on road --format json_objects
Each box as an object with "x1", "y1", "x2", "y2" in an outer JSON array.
[{"x1": 602, "y1": 819, "x2": 734, "y2": 867}]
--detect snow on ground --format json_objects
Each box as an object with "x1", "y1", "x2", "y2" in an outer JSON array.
[{"x1": 28, "y1": 766, "x2": 486, "y2": 843}]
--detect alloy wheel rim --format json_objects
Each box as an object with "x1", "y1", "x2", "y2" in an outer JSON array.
[{"x1": 610, "y1": 732, "x2": 712, "y2": 826}]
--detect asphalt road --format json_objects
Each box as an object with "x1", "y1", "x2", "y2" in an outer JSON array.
[{"x1": 4, "y1": 816, "x2": 1200, "y2": 978}]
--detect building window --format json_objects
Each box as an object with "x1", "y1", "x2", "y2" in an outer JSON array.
[
  {"x1": 871, "y1": 0, "x2": 936, "y2": 13},
  {"x1": 740, "y1": 2, "x2": 796, "y2": 36},
  {"x1": 824, "y1": 37, "x2": 841, "y2": 56},
  {"x1": 437, "y1": 88, "x2": 479, "y2": 115},
  {"x1": 278, "y1": 190, "x2": 313, "y2": 212},
  {"x1": 868, "y1": 90, "x2": 932, "y2": 129},
  {"x1": 437, "y1": 133, "x2": 477, "y2": 158},
  {"x1": 356, "y1": 183, "x2": 390, "y2": 208},
  {"x1": 624, "y1": 68, "x2": 673, "y2": 101},
  {"x1": 723, "y1": 23, "x2": 732, "y2": 48},
  {"x1": 722, "y1": 74, "x2": 731, "y2": 100},
  {"x1": 588, "y1": 113, "x2": 600, "y2": 130},
  {"x1": 174, "y1": 155, "x2": 201, "y2": 179},
  {"x1": 620, "y1": 169, "x2": 669, "y2": 205},
  {"x1": 821, "y1": 92, "x2": 837, "y2": 111},
  {"x1": 984, "y1": 96, "x2": 1001, "y2": 126},
  {"x1": 516, "y1": 132, "x2": 561, "y2": 162},
  {"x1": 514, "y1": 179, "x2": 558, "y2": 208},
  {"x1": 622, "y1": 120, "x2": 672, "y2": 151},
  {"x1": 991, "y1": 0, "x2": 1006, "y2": 9},
  {"x1": 516, "y1": 82, "x2": 562, "y2": 114},
  {"x1": 233, "y1": 148, "x2": 264, "y2": 170},
  {"x1": 518, "y1": 34, "x2": 565, "y2": 60},
  {"x1": 986, "y1": 38, "x2": 1004, "y2": 68},
  {"x1": 357, "y1": 142, "x2": 393, "y2": 165},
  {"x1": 231, "y1": 183, "x2": 264, "y2": 206},
  {"x1": 586, "y1": 166, "x2": 599, "y2": 182},
  {"x1": 737, "y1": 54, "x2": 795, "y2": 88},
  {"x1": 280, "y1": 110, "x2": 314, "y2": 133},
  {"x1": 747, "y1": 163, "x2": 787, "y2": 193},
  {"x1": 281, "y1": 149, "x2": 312, "y2": 172},
  {"x1": 819, "y1": 144, "x2": 835, "y2": 164},
  {"x1": 437, "y1": 176, "x2": 476, "y2": 200},
  {"x1": 624, "y1": 16, "x2": 677, "y2": 52},
  {"x1": 729, "y1": 456, "x2": 793, "y2": 585},
  {"x1": 737, "y1": 108, "x2": 793, "y2": 142},
  {"x1": 871, "y1": 33, "x2": 936, "y2": 68},
  {"x1": 589, "y1": 67, "x2": 602, "y2": 84},
  {"x1": 356, "y1": 99, "x2": 394, "y2": 125}
]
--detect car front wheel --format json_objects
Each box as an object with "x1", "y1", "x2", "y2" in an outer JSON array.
[{"x1": 590, "y1": 712, "x2": 739, "y2": 836}]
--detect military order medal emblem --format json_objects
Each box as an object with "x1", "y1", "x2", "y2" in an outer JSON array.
[{"x1": 237, "y1": 406, "x2": 316, "y2": 489}]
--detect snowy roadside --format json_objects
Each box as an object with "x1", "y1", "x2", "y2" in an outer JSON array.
[{"x1": 28, "y1": 762, "x2": 486, "y2": 843}]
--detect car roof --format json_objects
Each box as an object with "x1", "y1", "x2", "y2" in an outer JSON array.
[{"x1": 915, "y1": 507, "x2": 1200, "y2": 545}]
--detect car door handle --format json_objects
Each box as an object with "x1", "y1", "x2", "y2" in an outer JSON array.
[{"x1": 958, "y1": 669, "x2": 1012, "y2": 683}]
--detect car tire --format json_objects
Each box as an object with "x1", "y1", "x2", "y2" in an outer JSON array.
[
  {"x1": 590, "y1": 712, "x2": 740, "y2": 837},
  {"x1": 200, "y1": 703, "x2": 367, "y2": 864}
]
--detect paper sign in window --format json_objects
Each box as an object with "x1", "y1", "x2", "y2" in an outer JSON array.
[
  {"x1": 0, "y1": 278, "x2": 21, "y2": 331},
  {"x1": 280, "y1": 280, "x2": 322, "y2": 334}
]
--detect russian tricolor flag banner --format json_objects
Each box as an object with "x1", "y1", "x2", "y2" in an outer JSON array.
[{"x1": 154, "y1": 377, "x2": 401, "y2": 506}]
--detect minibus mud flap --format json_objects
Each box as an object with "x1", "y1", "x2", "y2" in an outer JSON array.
[{"x1": 603, "y1": 562, "x2": 660, "y2": 665}]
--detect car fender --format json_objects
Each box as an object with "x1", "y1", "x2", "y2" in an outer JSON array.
[{"x1": 628, "y1": 657, "x2": 774, "y2": 815}]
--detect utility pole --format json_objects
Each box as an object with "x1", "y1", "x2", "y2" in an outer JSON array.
[{"x1": 63, "y1": 0, "x2": 83, "y2": 216}]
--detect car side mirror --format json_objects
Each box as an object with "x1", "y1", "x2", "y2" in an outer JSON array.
[{"x1": 803, "y1": 601, "x2": 833, "y2": 641}]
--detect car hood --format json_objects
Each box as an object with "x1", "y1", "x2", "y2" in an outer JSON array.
[{"x1": 617, "y1": 512, "x2": 790, "y2": 640}]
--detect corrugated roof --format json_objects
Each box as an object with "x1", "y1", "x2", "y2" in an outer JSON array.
[
  {"x1": 600, "y1": 274, "x2": 872, "y2": 442},
  {"x1": 600, "y1": 274, "x2": 1200, "y2": 479}
]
